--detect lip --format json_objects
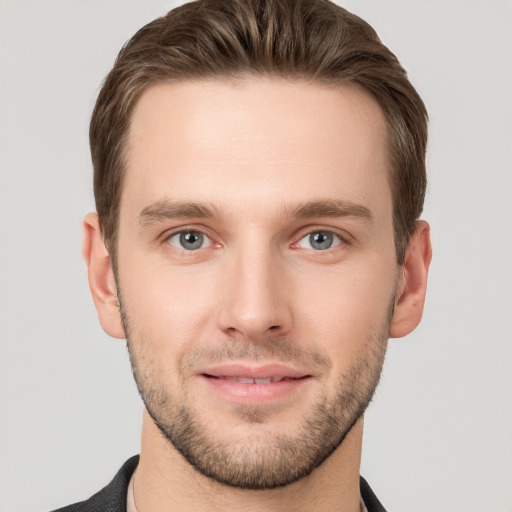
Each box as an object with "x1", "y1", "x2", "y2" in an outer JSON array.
[
  {"x1": 197, "y1": 364, "x2": 313, "y2": 404},
  {"x1": 201, "y1": 363, "x2": 309, "y2": 380}
]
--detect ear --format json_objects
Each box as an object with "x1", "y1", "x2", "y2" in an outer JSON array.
[
  {"x1": 389, "y1": 220, "x2": 432, "y2": 338},
  {"x1": 82, "y1": 212, "x2": 125, "y2": 339}
]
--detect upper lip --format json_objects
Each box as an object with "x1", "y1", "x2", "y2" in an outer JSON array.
[{"x1": 199, "y1": 364, "x2": 310, "y2": 380}]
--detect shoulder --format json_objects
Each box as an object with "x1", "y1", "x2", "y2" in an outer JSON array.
[{"x1": 50, "y1": 455, "x2": 139, "y2": 512}]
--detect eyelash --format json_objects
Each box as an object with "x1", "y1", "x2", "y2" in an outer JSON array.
[
  {"x1": 293, "y1": 231, "x2": 346, "y2": 251},
  {"x1": 164, "y1": 227, "x2": 216, "y2": 253},
  {"x1": 292, "y1": 225, "x2": 352, "y2": 252}
]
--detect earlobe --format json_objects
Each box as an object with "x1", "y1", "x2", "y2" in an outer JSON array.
[
  {"x1": 389, "y1": 221, "x2": 432, "y2": 338},
  {"x1": 82, "y1": 213, "x2": 125, "y2": 339}
]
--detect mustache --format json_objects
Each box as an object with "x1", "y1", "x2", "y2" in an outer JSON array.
[
  {"x1": 119, "y1": 294, "x2": 330, "y2": 372},
  {"x1": 179, "y1": 337, "x2": 332, "y2": 374}
]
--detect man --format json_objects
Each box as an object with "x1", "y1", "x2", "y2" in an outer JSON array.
[{"x1": 54, "y1": 0, "x2": 431, "y2": 510}]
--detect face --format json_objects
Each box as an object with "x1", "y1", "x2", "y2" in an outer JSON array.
[{"x1": 116, "y1": 78, "x2": 399, "y2": 488}]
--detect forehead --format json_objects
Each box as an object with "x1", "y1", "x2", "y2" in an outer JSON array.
[{"x1": 123, "y1": 78, "x2": 391, "y2": 221}]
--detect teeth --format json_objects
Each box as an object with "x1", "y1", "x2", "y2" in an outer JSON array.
[{"x1": 223, "y1": 376, "x2": 285, "y2": 384}]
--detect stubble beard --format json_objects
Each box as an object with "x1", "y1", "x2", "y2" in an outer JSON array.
[{"x1": 120, "y1": 298, "x2": 391, "y2": 490}]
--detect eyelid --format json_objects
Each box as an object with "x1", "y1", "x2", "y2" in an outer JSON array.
[
  {"x1": 161, "y1": 225, "x2": 220, "y2": 250},
  {"x1": 292, "y1": 225, "x2": 351, "y2": 245},
  {"x1": 168, "y1": 232, "x2": 211, "y2": 250}
]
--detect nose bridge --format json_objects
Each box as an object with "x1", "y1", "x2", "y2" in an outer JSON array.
[{"x1": 217, "y1": 237, "x2": 291, "y2": 339}]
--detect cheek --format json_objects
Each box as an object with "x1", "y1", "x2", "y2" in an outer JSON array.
[
  {"x1": 292, "y1": 259, "x2": 396, "y2": 355},
  {"x1": 118, "y1": 255, "x2": 219, "y2": 352}
]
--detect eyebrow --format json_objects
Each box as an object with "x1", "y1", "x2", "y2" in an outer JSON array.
[
  {"x1": 138, "y1": 200, "x2": 217, "y2": 226},
  {"x1": 284, "y1": 199, "x2": 372, "y2": 221},
  {"x1": 138, "y1": 198, "x2": 372, "y2": 226}
]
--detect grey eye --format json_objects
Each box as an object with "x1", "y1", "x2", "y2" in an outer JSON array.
[
  {"x1": 297, "y1": 231, "x2": 341, "y2": 250},
  {"x1": 168, "y1": 231, "x2": 208, "y2": 250}
]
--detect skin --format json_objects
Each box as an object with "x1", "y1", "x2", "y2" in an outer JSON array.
[{"x1": 83, "y1": 78, "x2": 431, "y2": 512}]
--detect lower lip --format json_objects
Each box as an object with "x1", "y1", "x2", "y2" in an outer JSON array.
[{"x1": 200, "y1": 375, "x2": 311, "y2": 404}]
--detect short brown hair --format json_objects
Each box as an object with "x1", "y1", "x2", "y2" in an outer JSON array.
[{"x1": 90, "y1": 0, "x2": 427, "y2": 265}]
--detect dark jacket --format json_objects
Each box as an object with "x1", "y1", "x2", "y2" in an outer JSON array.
[{"x1": 51, "y1": 455, "x2": 387, "y2": 512}]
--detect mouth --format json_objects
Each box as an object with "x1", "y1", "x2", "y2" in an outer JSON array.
[
  {"x1": 198, "y1": 364, "x2": 313, "y2": 404},
  {"x1": 204, "y1": 375, "x2": 305, "y2": 384}
]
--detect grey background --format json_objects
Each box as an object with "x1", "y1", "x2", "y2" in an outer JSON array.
[{"x1": 1, "y1": 1, "x2": 511, "y2": 511}]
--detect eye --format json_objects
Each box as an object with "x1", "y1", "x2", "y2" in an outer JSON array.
[
  {"x1": 167, "y1": 230, "x2": 211, "y2": 251},
  {"x1": 296, "y1": 231, "x2": 343, "y2": 251}
]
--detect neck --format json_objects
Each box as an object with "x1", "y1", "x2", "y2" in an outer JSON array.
[{"x1": 134, "y1": 409, "x2": 364, "y2": 512}]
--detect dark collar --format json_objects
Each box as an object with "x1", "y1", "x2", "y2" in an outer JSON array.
[
  {"x1": 51, "y1": 456, "x2": 138, "y2": 512},
  {"x1": 52, "y1": 455, "x2": 387, "y2": 512},
  {"x1": 360, "y1": 475, "x2": 388, "y2": 511}
]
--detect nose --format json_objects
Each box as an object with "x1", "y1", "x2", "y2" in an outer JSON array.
[{"x1": 216, "y1": 245, "x2": 293, "y2": 341}]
